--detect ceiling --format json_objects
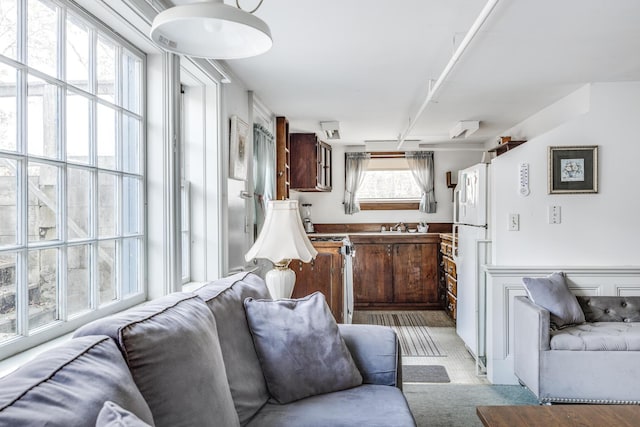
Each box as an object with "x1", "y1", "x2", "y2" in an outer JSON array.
[{"x1": 216, "y1": 0, "x2": 640, "y2": 147}]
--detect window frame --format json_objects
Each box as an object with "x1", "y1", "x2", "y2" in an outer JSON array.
[
  {"x1": 0, "y1": 0, "x2": 147, "y2": 359},
  {"x1": 356, "y1": 152, "x2": 420, "y2": 211}
]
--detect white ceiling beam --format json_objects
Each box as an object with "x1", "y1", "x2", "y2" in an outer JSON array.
[{"x1": 397, "y1": 0, "x2": 500, "y2": 149}]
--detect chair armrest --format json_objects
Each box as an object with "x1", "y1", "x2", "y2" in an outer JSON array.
[
  {"x1": 514, "y1": 296, "x2": 551, "y2": 396},
  {"x1": 514, "y1": 296, "x2": 551, "y2": 351},
  {"x1": 338, "y1": 324, "x2": 401, "y2": 389}
]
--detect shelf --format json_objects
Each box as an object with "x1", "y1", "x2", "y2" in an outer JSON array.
[{"x1": 488, "y1": 140, "x2": 526, "y2": 156}]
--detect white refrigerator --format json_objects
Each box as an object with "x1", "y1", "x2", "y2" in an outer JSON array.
[{"x1": 453, "y1": 163, "x2": 491, "y2": 371}]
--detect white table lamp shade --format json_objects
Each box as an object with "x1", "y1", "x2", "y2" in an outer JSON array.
[{"x1": 245, "y1": 200, "x2": 317, "y2": 264}]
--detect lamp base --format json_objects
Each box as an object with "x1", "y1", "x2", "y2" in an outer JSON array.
[{"x1": 265, "y1": 266, "x2": 296, "y2": 299}]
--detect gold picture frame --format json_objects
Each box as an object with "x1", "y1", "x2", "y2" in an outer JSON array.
[
  {"x1": 229, "y1": 115, "x2": 249, "y2": 181},
  {"x1": 548, "y1": 145, "x2": 598, "y2": 194}
]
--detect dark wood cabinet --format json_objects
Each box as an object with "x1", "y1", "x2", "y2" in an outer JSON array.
[
  {"x1": 275, "y1": 117, "x2": 290, "y2": 200},
  {"x1": 291, "y1": 242, "x2": 344, "y2": 322},
  {"x1": 439, "y1": 234, "x2": 457, "y2": 321},
  {"x1": 290, "y1": 133, "x2": 332, "y2": 192},
  {"x1": 393, "y1": 243, "x2": 439, "y2": 304},
  {"x1": 351, "y1": 234, "x2": 441, "y2": 309},
  {"x1": 352, "y1": 244, "x2": 393, "y2": 304}
]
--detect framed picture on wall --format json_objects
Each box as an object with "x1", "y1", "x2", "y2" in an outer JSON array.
[
  {"x1": 548, "y1": 145, "x2": 598, "y2": 194},
  {"x1": 229, "y1": 115, "x2": 249, "y2": 180}
]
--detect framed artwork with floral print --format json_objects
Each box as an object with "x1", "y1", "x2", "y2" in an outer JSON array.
[
  {"x1": 548, "y1": 145, "x2": 598, "y2": 194},
  {"x1": 229, "y1": 115, "x2": 249, "y2": 181}
]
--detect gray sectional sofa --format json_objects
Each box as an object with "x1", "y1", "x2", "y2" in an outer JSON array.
[
  {"x1": 514, "y1": 295, "x2": 640, "y2": 404},
  {"x1": 0, "y1": 272, "x2": 416, "y2": 426}
]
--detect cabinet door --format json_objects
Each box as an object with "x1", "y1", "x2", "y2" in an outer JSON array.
[
  {"x1": 291, "y1": 251, "x2": 343, "y2": 322},
  {"x1": 290, "y1": 133, "x2": 318, "y2": 190},
  {"x1": 317, "y1": 142, "x2": 332, "y2": 191},
  {"x1": 275, "y1": 117, "x2": 290, "y2": 200},
  {"x1": 352, "y1": 243, "x2": 393, "y2": 304},
  {"x1": 393, "y1": 243, "x2": 439, "y2": 304}
]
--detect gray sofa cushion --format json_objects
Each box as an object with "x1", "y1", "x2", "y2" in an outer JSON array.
[
  {"x1": 246, "y1": 384, "x2": 416, "y2": 427},
  {"x1": 74, "y1": 293, "x2": 239, "y2": 427},
  {"x1": 96, "y1": 401, "x2": 152, "y2": 427},
  {"x1": 338, "y1": 324, "x2": 401, "y2": 387},
  {"x1": 194, "y1": 272, "x2": 271, "y2": 425},
  {"x1": 0, "y1": 335, "x2": 154, "y2": 427},
  {"x1": 244, "y1": 292, "x2": 363, "y2": 404},
  {"x1": 522, "y1": 271, "x2": 585, "y2": 328},
  {"x1": 550, "y1": 322, "x2": 640, "y2": 350}
]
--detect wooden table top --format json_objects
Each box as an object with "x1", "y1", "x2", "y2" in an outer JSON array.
[{"x1": 477, "y1": 405, "x2": 640, "y2": 426}]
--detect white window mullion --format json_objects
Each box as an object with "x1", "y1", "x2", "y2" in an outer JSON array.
[
  {"x1": 58, "y1": 165, "x2": 67, "y2": 322},
  {"x1": 16, "y1": 0, "x2": 26, "y2": 65},
  {"x1": 115, "y1": 45, "x2": 122, "y2": 111},
  {"x1": 16, "y1": 156, "x2": 28, "y2": 336},
  {"x1": 58, "y1": 4, "x2": 67, "y2": 321},
  {"x1": 58, "y1": 246, "x2": 67, "y2": 321},
  {"x1": 15, "y1": 0, "x2": 28, "y2": 336},
  {"x1": 58, "y1": 3, "x2": 66, "y2": 82},
  {"x1": 88, "y1": 24, "x2": 99, "y2": 310}
]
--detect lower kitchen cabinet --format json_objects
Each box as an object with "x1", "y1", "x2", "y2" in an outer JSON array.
[
  {"x1": 439, "y1": 233, "x2": 457, "y2": 321},
  {"x1": 352, "y1": 244, "x2": 393, "y2": 304},
  {"x1": 393, "y1": 243, "x2": 439, "y2": 304},
  {"x1": 291, "y1": 242, "x2": 344, "y2": 322},
  {"x1": 351, "y1": 235, "x2": 441, "y2": 309}
]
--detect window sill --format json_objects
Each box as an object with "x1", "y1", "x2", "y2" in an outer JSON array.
[{"x1": 359, "y1": 201, "x2": 420, "y2": 211}]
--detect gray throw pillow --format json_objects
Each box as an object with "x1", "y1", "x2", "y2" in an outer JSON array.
[
  {"x1": 522, "y1": 272, "x2": 585, "y2": 328},
  {"x1": 244, "y1": 292, "x2": 363, "y2": 404},
  {"x1": 96, "y1": 401, "x2": 152, "y2": 427}
]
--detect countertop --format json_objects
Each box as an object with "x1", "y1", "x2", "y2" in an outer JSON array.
[{"x1": 308, "y1": 232, "x2": 441, "y2": 244}]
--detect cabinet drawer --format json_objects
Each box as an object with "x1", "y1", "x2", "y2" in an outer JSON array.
[
  {"x1": 447, "y1": 292, "x2": 457, "y2": 321},
  {"x1": 444, "y1": 257, "x2": 457, "y2": 277},
  {"x1": 440, "y1": 242, "x2": 452, "y2": 257},
  {"x1": 446, "y1": 274, "x2": 457, "y2": 296}
]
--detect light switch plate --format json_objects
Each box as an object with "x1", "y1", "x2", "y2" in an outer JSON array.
[
  {"x1": 509, "y1": 213, "x2": 519, "y2": 231},
  {"x1": 549, "y1": 206, "x2": 561, "y2": 224}
]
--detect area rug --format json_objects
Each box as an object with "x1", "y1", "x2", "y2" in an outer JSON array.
[
  {"x1": 403, "y1": 365, "x2": 450, "y2": 383},
  {"x1": 365, "y1": 313, "x2": 445, "y2": 357}
]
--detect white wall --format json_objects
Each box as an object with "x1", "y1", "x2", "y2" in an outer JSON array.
[
  {"x1": 490, "y1": 82, "x2": 640, "y2": 266},
  {"x1": 291, "y1": 143, "x2": 482, "y2": 225},
  {"x1": 221, "y1": 75, "x2": 252, "y2": 274}
]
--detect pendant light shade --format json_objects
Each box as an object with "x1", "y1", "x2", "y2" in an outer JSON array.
[{"x1": 150, "y1": 0, "x2": 272, "y2": 60}]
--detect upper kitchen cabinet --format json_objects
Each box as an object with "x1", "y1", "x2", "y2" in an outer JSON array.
[
  {"x1": 275, "y1": 117, "x2": 290, "y2": 200},
  {"x1": 290, "y1": 133, "x2": 332, "y2": 192}
]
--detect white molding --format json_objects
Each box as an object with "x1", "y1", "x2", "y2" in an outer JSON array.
[
  {"x1": 485, "y1": 265, "x2": 640, "y2": 384},
  {"x1": 485, "y1": 265, "x2": 640, "y2": 276}
]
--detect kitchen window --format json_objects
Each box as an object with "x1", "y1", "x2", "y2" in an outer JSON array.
[
  {"x1": 0, "y1": 0, "x2": 145, "y2": 358},
  {"x1": 357, "y1": 152, "x2": 421, "y2": 210}
]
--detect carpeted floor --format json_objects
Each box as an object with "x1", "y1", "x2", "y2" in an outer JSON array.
[
  {"x1": 404, "y1": 384, "x2": 538, "y2": 427},
  {"x1": 354, "y1": 310, "x2": 539, "y2": 425}
]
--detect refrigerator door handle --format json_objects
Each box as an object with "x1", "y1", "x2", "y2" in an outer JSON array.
[
  {"x1": 452, "y1": 223, "x2": 459, "y2": 263},
  {"x1": 453, "y1": 186, "x2": 460, "y2": 224}
]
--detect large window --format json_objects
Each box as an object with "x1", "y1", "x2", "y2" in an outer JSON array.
[
  {"x1": 357, "y1": 153, "x2": 421, "y2": 210},
  {"x1": 0, "y1": 0, "x2": 144, "y2": 354}
]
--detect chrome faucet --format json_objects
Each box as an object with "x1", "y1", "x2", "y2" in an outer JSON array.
[{"x1": 392, "y1": 222, "x2": 406, "y2": 232}]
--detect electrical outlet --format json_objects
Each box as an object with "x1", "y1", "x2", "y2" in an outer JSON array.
[
  {"x1": 508, "y1": 213, "x2": 519, "y2": 231},
  {"x1": 549, "y1": 206, "x2": 561, "y2": 224}
]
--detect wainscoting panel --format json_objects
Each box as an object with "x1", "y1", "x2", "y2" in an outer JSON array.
[{"x1": 484, "y1": 266, "x2": 640, "y2": 384}]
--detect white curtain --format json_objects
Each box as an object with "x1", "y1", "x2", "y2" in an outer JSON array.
[
  {"x1": 253, "y1": 124, "x2": 275, "y2": 232},
  {"x1": 406, "y1": 151, "x2": 436, "y2": 213},
  {"x1": 343, "y1": 152, "x2": 370, "y2": 214}
]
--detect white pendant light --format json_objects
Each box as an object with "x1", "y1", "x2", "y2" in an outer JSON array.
[{"x1": 150, "y1": 0, "x2": 272, "y2": 60}]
